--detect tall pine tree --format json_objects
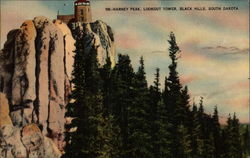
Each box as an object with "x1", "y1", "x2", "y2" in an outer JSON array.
[
  {"x1": 149, "y1": 68, "x2": 162, "y2": 158},
  {"x1": 127, "y1": 56, "x2": 152, "y2": 158},
  {"x1": 63, "y1": 27, "x2": 86, "y2": 158},
  {"x1": 223, "y1": 113, "x2": 243, "y2": 158},
  {"x1": 109, "y1": 54, "x2": 135, "y2": 158},
  {"x1": 212, "y1": 106, "x2": 221, "y2": 158},
  {"x1": 242, "y1": 125, "x2": 250, "y2": 157},
  {"x1": 63, "y1": 28, "x2": 118, "y2": 158},
  {"x1": 163, "y1": 32, "x2": 192, "y2": 157}
]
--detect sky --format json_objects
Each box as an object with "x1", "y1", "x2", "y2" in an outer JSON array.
[{"x1": 0, "y1": 0, "x2": 249, "y2": 124}]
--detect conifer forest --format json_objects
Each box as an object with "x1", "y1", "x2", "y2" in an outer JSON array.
[{"x1": 63, "y1": 29, "x2": 250, "y2": 158}]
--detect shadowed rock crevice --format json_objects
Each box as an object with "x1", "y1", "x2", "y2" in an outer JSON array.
[{"x1": 34, "y1": 25, "x2": 43, "y2": 125}]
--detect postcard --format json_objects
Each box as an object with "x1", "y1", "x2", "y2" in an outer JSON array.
[{"x1": 0, "y1": 0, "x2": 249, "y2": 158}]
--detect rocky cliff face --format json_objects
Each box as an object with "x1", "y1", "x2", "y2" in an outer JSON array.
[
  {"x1": 0, "y1": 16, "x2": 116, "y2": 158},
  {"x1": 0, "y1": 16, "x2": 74, "y2": 158},
  {"x1": 0, "y1": 93, "x2": 61, "y2": 158},
  {"x1": 71, "y1": 20, "x2": 116, "y2": 67}
]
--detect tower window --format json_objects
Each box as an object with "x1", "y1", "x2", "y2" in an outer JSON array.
[
  {"x1": 80, "y1": 9, "x2": 83, "y2": 15},
  {"x1": 81, "y1": 17, "x2": 84, "y2": 21}
]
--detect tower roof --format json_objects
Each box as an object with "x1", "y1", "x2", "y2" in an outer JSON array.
[{"x1": 75, "y1": 0, "x2": 89, "y2": 3}]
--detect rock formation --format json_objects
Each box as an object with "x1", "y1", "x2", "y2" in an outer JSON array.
[
  {"x1": 71, "y1": 20, "x2": 116, "y2": 67},
  {"x1": 0, "y1": 16, "x2": 116, "y2": 158},
  {"x1": 0, "y1": 93, "x2": 62, "y2": 158},
  {"x1": 0, "y1": 16, "x2": 75, "y2": 157}
]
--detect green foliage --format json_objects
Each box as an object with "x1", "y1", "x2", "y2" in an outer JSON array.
[
  {"x1": 223, "y1": 114, "x2": 243, "y2": 158},
  {"x1": 242, "y1": 125, "x2": 250, "y2": 157},
  {"x1": 63, "y1": 27, "x2": 120, "y2": 158},
  {"x1": 109, "y1": 54, "x2": 135, "y2": 158},
  {"x1": 163, "y1": 32, "x2": 192, "y2": 158},
  {"x1": 149, "y1": 68, "x2": 172, "y2": 158},
  {"x1": 63, "y1": 31, "x2": 246, "y2": 158},
  {"x1": 212, "y1": 106, "x2": 222, "y2": 157},
  {"x1": 127, "y1": 56, "x2": 152, "y2": 158}
]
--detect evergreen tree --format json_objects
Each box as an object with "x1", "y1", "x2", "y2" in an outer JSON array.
[
  {"x1": 230, "y1": 113, "x2": 243, "y2": 158},
  {"x1": 180, "y1": 86, "x2": 191, "y2": 125},
  {"x1": 77, "y1": 39, "x2": 107, "y2": 158},
  {"x1": 191, "y1": 103, "x2": 200, "y2": 158},
  {"x1": 163, "y1": 32, "x2": 193, "y2": 158},
  {"x1": 109, "y1": 54, "x2": 135, "y2": 158},
  {"x1": 63, "y1": 28, "x2": 86, "y2": 158},
  {"x1": 196, "y1": 97, "x2": 206, "y2": 157},
  {"x1": 149, "y1": 68, "x2": 162, "y2": 158},
  {"x1": 178, "y1": 124, "x2": 192, "y2": 158},
  {"x1": 197, "y1": 98, "x2": 215, "y2": 158},
  {"x1": 127, "y1": 56, "x2": 152, "y2": 158},
  {"x1": 156, "y1": 99, "x2": 171, "y2": 158},
  {"x1": 203, "y1": 114, "x2": 215, "y2": 158},
  {"x1": 149, "y1": 68, "x2": 172, "y2": 158},
  {"x1": 63, "y1": 28, "x2": 118, "y2": 158},
  {"x1": 100, "y1": 56, "x2": 122, "y2": 158},
  {"x1": 242, "y1": 125, "x2": 250, "y2": 157},
  {"x1": 179, "y1": 86, "x2": 192, "y2": 158},
  {"x1": 224, "y1": 114, "x2": 243, "y2": 158},
  {"x1": 101, "y1": 115, "x2": 122, "y2": 158},
  {"x1": 220, "y1": 128, "x2": 229, "y2": 158},
  {"x1": 212, "y1": 106, "x2": 221, "y2": 158},
  {"x1": 99, "y1": 56, "x2": 113, "y2": 116},
  {"x1": 163, "y1": 32, "x2": 182, "y2": 123}
]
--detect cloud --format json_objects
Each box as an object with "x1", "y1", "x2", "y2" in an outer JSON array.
[
  {"x1": 202, "y1": 45, "x2": 249, "y2": 55},
  {"x1": 116, "y1": 32, "x2": 143, "y2": 49},
  {"x1": 151, "y1": 50, "x2": 167, "y2": 54},
  {"x1": 230, "y1": 80, "x2": 249, "y2": 90},
  {"x1": 181, "y1": 1, "x2": 249, "y2": 32},
  {"x1": 206, "y1": 89, "x2": 226, "y2": 99},
  {"x1": 180, "y1": 75, "x2": 198, "y2": 85},
  {"x1": 223, "y1": 97, "x2": 249, "y2": 108},
  {"x1": 1, "y1": 0, "x2": 56, "y2": 48}
]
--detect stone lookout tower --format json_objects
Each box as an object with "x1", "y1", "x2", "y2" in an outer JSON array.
[
  {"x1": 57, "y1": 0, "x2": 92, "y2": 24},
  {"x1": 75, "y1": 0, "x2": 92, "y2": 22}
]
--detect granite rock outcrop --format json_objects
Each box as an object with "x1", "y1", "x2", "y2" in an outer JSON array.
[
  {"x1": 0, "y1": 16, "x2": 116, "y2": 158},
  {"x1": 0, "y1": 16, "x2": 75, "y2": 157}
]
